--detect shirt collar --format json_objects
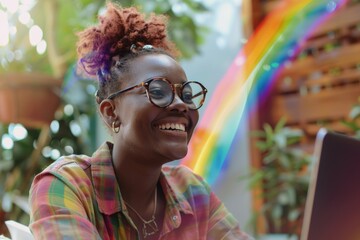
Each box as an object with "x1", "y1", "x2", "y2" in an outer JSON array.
[
  {"x1": 159, "y1": 168, "x2": 193, "y2": 215},
  {"x1": 90, "y1": 142, "x2": 124, "y2": 215},
  {"x1": 90, "y1": 142, "x2": 193, "y2": 216}
]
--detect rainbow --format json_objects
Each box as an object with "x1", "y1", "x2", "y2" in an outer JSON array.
[{"x1": 181, "y1": 0, "x2": 348, "y2": 185}]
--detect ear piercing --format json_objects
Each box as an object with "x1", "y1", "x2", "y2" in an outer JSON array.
[{"x1": 112, "y1": 121, "x2": 120, "y2": 133}]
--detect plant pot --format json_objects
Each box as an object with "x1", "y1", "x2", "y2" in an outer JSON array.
[{"x1": 0, "y1": 73, "x2": 62, "y2": 129}]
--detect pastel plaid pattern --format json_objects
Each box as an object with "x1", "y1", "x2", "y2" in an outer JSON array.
[{"x1": 29, "y1": 142, "x2": 252, "y2": 240}]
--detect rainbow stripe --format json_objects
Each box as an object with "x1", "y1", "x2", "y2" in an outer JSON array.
[{"x1": 181, "y1": 0, "x2": 348, "y2": 185}]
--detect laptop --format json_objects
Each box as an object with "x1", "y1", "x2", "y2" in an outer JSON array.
[{"x1": 301, "y1": 128, "x2": 360, "y2": 240}]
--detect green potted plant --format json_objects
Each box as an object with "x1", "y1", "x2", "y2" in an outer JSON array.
[
  {"x1": 341, "y1": 97, "x2": 360, "y2": 139},
  {"x1": 248, "y1": 118, "x2": 313, "y2": 239},
  {"x1": 0, "y1": 0, "x2": 208, "y2": 127}
]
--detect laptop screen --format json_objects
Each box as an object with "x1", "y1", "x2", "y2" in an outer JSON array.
[{"x1": 301, "y1": 128, "x2": 360, "y2": 240}]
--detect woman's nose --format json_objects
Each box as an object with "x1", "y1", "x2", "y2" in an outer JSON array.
[{"x1": 168, "y1": 93, "x2": 188, "y2": 112}]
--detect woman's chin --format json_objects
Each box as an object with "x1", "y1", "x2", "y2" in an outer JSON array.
[{"x1": 166, "y1": 147, "x2": 188, "y2": 162}]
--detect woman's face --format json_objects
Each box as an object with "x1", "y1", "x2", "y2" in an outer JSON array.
[{"x1": 113, "y1": 53, "x2": 199, "y2": 163}]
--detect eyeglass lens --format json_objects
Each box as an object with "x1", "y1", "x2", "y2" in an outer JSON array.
[{"x1": 148, "y1": 79, "x2": 205, "y2": 109}]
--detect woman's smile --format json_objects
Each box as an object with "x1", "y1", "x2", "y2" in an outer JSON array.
[
  {"x1": 156, "y1": 123, "x2": 188, "y2": 138},
  {"x1": 157, "y1": 123, "x2": 186, "y2": 132},
  {"x1": 154, "y1": 116, "x2": 189, "y2": 140}
]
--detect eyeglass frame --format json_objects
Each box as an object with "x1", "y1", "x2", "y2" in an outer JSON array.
[{"x1": 106, "y1": 77, "x2": 208, "y2": 110}]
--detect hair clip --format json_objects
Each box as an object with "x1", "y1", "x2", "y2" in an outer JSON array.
[
  {"x1": 142, "y1": 45, "x2": 154, "y2": 50},
  {"x1": 130, "y1": 44, "x2": 138, "y2": 53},
  {"x1": 130, "y1": 44, "x2": 154, "y2": 53}
]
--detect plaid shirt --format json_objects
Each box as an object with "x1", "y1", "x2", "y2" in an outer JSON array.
[{"x1": 29, "y1": 142, "x2": 252, "y2": 240}]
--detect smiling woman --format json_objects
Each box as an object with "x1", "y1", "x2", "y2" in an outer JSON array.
[{"x1": 28, "y1": 2, "x2": 253, "y2": 239}]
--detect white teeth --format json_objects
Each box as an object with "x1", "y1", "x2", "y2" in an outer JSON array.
[{"x1": 158, "y1": 123, "x2": 186, "y2": 132}]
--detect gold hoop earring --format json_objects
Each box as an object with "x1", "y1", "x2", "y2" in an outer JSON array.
[{"x1": 112, "y1": 121, "x2": 120, "y2": 133}]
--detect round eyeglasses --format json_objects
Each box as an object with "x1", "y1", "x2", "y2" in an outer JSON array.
[{"x1": 107, "y1": 77, "x2": 208, "y2": 110}]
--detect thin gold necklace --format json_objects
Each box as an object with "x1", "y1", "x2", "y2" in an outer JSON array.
[{"x1": 124, "y1": 189, "x2": 158, "y2": 238}]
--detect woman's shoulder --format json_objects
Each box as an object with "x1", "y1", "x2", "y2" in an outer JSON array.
[
  {"x1": 33, "y1": 154, "x2": 92, "y2": 187},
  {"x1": 30, "y1": 154, "x2": 94, "y2": 199},
  {"x1": 32, "y1": 142, "x2": 112, "y2": 192},
  {"x1": 43, "y1": 154, "x2": 91, "y2": 173}
]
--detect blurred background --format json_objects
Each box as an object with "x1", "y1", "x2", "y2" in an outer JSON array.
[{"x1": 1, "y1": 0, "x2": 360, "y2": 239}]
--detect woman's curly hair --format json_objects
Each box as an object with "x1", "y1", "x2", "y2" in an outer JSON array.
[{"x1": 76, "y1": 2, "x2": 179, "y2": 101}]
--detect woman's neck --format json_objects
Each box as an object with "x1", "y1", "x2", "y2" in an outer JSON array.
[
  {"x1": 111, "y1": 146, "x2": 163, "y2": 212},
  {"x1": 111, "y1": 148, "x2": 166, "y2": 239}
]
